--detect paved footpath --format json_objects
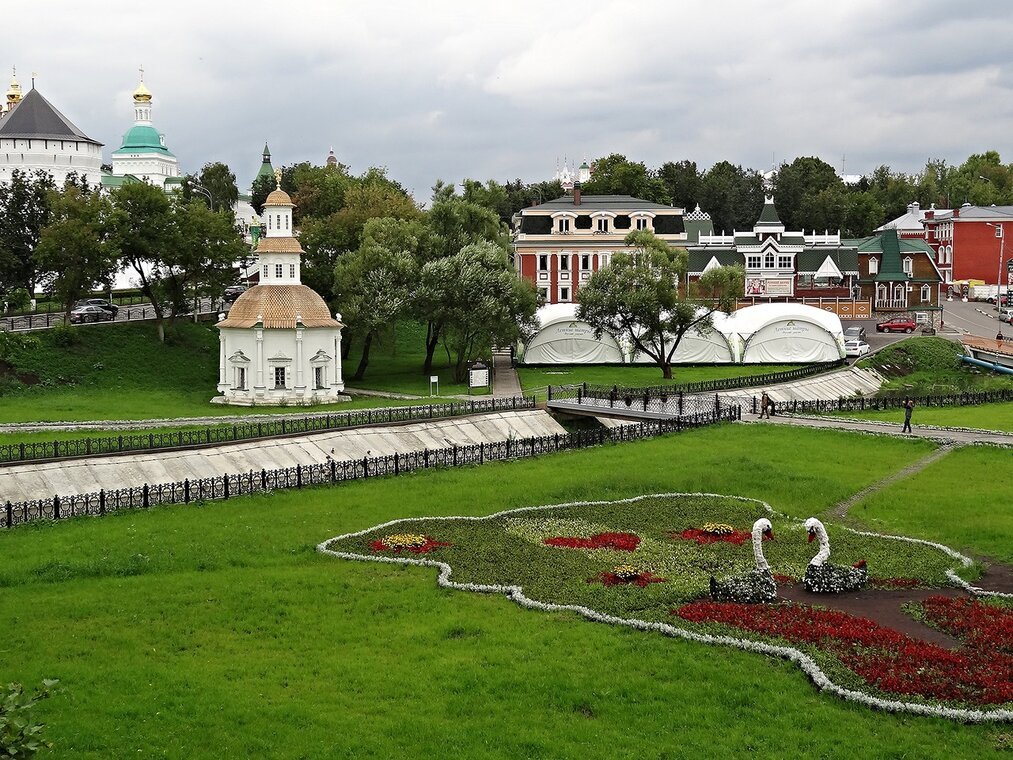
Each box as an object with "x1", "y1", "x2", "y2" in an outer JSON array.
[
  {"x1": 740, "y1": 413, "x2": 1013, "y2": 446},
  {"x1": 492, "y1": 350, "x2": 522, "y2": 399}
]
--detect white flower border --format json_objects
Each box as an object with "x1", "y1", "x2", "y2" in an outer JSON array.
[{"x1": 316, "y1": 492, "x2": 1013, "y2": 724}]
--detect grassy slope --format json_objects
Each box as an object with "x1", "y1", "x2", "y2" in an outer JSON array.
[
  {"x1": 860, "y1": 336, "x2": 1013, "y2": 396},
  {"x1": 518, "y1": 363, "x2": 804, "y2": 392},
  {"x1": 829, "y1": 401, "x2": 1013, "y2": 432},
  {"x1": 4, "y1": 426, "x2": 1003, "y2": 758},
  {"x1": 851, "y1": 445, "x2": 1013, "y2": 563}
]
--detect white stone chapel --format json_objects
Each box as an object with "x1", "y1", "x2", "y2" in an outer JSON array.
[{"x1": 214, "y1": 171, "x2": 346, "y2": 405}]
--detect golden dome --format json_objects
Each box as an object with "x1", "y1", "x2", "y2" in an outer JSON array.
[
  {"x1": 6, "y1": 70, "x2": 22, "y2": 104},
  {"x1": 133, "y1": 80, "x2": 152, "y2": 102},
  {"x1": 264, "y1": 188, "x2": 294, "y2": 207},
  {"x1": 217, "y1": 284, "x2": 340, "y2": 329}
]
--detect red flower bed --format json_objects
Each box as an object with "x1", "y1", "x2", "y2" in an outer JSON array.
[
  {"x1": 369, "y1": 537, "x2": 451, "y2": 554},
  {"x1": 674, "y1": 600, "x2": 1013, "y2": 706},
  {"x1": 773, "y1": 574, "x2": 797, "y2": 584},
  {"x1": 870, "y1": 577, "x2": 922, "y2": 589},
  {"x1": 589, "y1": 571, "x2": 666, "y2": 587},
  {"x1": 674, "y1": 528, "x2": 752, "y2": 545},
  {"x1": 921, "y1": 595, "x2": 1013, "y2": 654},
  {"x1": 543, "y1": 532, "x2": 641, "y2": 551}
]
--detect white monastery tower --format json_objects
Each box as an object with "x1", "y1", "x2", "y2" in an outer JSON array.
[
  {"x1": 110, "y1": 69, "x2": 180, "y2": 189},
  {"x1": 0, "y1": 69, "x2": 103, "y2": 186},
  {"x1": 214, "y1": 170, "x2": 346, "y2": 406}
]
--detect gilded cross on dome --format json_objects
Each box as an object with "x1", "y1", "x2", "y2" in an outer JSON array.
[{"x1": 274, "y1": 168, "x2": 282, "y2": 189}]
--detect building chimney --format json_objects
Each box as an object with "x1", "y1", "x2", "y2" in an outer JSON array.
[
  {"x1": 573, "y1": 182, "x2": 581, "y2": 206},
  {"x1": 925, "y1": 209, "x2": 934, "y2": 220},
  {"x1": 952, "y1": 207, "x2": 959, "y2": 218}
]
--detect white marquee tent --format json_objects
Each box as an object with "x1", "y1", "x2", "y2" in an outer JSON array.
[
  {"x1": 522, "y1": 304, "x2": 625, "y2": 364},
  {"x1": 630, "y1": 311, "x2": 735, "y2": 364},
  {"x1": 723, "y1": 303, "x2": 845, "y2": 363}
]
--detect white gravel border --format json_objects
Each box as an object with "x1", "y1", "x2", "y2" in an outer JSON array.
[{"x1": 317, "y1": 492, "x2": 1012, "y2": 723}]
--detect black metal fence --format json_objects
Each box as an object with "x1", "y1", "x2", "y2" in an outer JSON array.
[
  {"x1": 757, "y1": 388, "x2": 1013, "y2": 416},
  {"x1": 0, "y1": 298, "x2": 225, "y2": 333},
  {"x1": 548, "y1": 360, "x2": 845, "y2": 404},
  {"x1": 0, "y1": 397, "x2": 537, "y2": 465},
  {"x1": 548, "y1": 387, "x2": 739, "y2": 419},
  {"x1": 1, "y1": 403, "x2": 740, "y2": 529}
]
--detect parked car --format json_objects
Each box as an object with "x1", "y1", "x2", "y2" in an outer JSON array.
[
  {"x1": 875, "y1": 317, "x2": 916, "y2": 333},
  {"x1": 69, "y1": 305, "x2": 115, "y2": 323},
  {"x1": 74, "y1": 298, "x2": 118, "y2": 317},
  {"x1": 999, "y1": 307, "x2": 1013, "y2": 324},
  {"x1": 843, "y1": 326, "x2": 867, "y2": 342},
  {"x1": 224, "y1": 285, "x2": 247, "y2": 302},
  {"x1": 844, "y1": 339, "x2": 871, "y2": 358}
]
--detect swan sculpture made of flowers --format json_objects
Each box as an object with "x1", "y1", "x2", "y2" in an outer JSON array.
[
  {"x1": 709, "y1": 518, "x2": 777, "y2": 604},
  {"x1": 802, "y1": 517, "x2": 868, "y2": 593}
]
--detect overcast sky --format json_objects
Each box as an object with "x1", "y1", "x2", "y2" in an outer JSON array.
[{"x1": 11, "y1": 0, "x2": 1013, "y2": 201}]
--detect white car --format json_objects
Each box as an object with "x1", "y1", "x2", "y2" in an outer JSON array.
[{"x1": 844, "y1": 339, "x2": 871, "y2": 358}]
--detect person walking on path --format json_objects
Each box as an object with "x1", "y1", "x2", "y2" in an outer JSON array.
[
  {"x1": 902, "y1": 398, "x2": 914, "y2": 433},
  {"x1": 759, "y1": 391, "x2": 770, "y2": 419}
]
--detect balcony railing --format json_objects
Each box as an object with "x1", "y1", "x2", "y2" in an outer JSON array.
[{"x1": 875, "y1": 298, "x2": 908, "y2": 309}]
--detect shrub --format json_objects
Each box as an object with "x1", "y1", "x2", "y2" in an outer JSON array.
[
  {"x1": 0, "y1": 680, "x2": 58, "y2": 758},
  {"x1": 49, "y1": 323, "x2": 80, "y2": 348}
]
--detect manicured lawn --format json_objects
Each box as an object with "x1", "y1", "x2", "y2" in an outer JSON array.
[
  {"x1": 851, "y1": 445, "x2": 1013, "y2": 563},
  {"x1": 343, "y1": 322, "x2": 482, "y2": 397},
  {"x1": 4, "y1": 426, "x2": 1002, "y2": 758},
  {"x1": 0, "y1": 322, "x2": 465, "y2": 423},
  {"x1": 860, "y1": 336, "x2": 1013, "y2": 396},
  {"x1": 825, "y1": 401, "x2": 1013, "y2": 432},
  {"x1": 518, "y1": 363, "x2": 806, "y2": 393}
]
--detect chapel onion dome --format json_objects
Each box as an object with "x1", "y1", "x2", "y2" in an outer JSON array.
[
  {"x1": 217, "y1": 284, "x2": 341, "y2": 329},
  {"x1": 6, "y1": 71, "x2": 22, "y2": 106},
  {"x1": 132, "y1": 81, "x2": 153, "y2": 102},
  {"x1": 264, "y1": 188, "x2": 294, "y2": 207}
]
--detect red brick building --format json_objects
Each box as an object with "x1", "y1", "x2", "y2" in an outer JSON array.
[
  {"x1": 512, "y1": 191, "x2": 687, "y2": 304},
  {"x1": 922, "y1": 204, "x2": 1013, "y2": 287}
]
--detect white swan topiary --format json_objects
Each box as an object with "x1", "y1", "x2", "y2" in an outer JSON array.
[
  {"x1": 802, "y1": 517, "x2": 868, "y2": 593},
  {"x1": 709, "y1": 518, "x2": 777, "y2": 603}
]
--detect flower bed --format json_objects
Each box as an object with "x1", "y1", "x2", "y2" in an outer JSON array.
[
  {"x1": 870, "y1": 577, "x2": 923, "y2": 589},
  {"x1": 320, "y1": 493, "x2": 1009, "y2": 721},
  {"x1": 369, "y1": 533, "x2": 451, "y2": 554},
  {"x1": 590, "y1": 565, "x2": 666, "y2": 587},
  {"x1": 675, "y1": 599, "x2": 1013, "y2": 706},
  {"x1": 675, "y1": 527, "x2": 754, "y2": 545},
  {"x1": 543, "y1": 532, "x2": 640, "y2": 551},
  {"x1": 920, "y1": 595, "x2": 1013, "y2": 653}
]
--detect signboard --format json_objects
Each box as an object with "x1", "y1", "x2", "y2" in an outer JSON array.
[
  {"x1": 744, "y1": 277, "x2": 794, "y2": 297},
  {"x1": 1007, "y1": 257, "x2": 1013, "y2": 273},
  {"x1": 468, "y1": 362, "x2": 490, "y2": 393}
]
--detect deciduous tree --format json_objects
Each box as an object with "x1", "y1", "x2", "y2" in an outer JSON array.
[{"x1": 577, "y1": 230, "x2": 743, "y2": 379}]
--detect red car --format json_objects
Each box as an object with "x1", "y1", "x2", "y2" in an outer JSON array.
[{"x1": 875, "y1": 317, "x2": 917, "y2": 333}]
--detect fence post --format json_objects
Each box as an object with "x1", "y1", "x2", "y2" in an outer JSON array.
[
  {"x1": 223, "y1": 475, "x2": 230, "y2": 499},
  {"x1": 297, "y1": 464, "x2": 302, "y2": 488},
  {"x1": 577, "y1": 386, "x2": 582, "y2": 404},
  {"x1": 118, "y1": 434, "x2": 123, "y2": 451},
  {"x1": 53, "y1": 495, "x2": 60, "y2": 520},
  {"x1": 548, "y1": 386, "x2": 553, "y2": 401},
  {"x1": 184, "y1": 479, "x2": 191, "y2": 503},
  {"x1": 261, "y1": 469, "x2": 267, "y2": 490},
  {"x1": 678, "y1": 392, "x2": 684, "y2": 416},
  {"x1": 363, "y1": 457, "x2": 369, "y2": 478},
  {"x1": 99, "y1": 489, "x2": 106, "y2": 515},
  {"x1": 714, "y1": 394, "x2": 720, "y2": 416},
  {"x1": 394, "y1": 452, "x2": 400, "y2": 474},
  {"x1": 142, "y1": 484, "x2": 149, "y2": 508},
  {"x1": 5, "y1": 501, "x2": 11, "y2": 528},
  {"x1": 330, "y1": 459, "x2": 336, "y2": 482}
]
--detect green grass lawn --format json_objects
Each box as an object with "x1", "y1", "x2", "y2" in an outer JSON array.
[
  {"x1": 826, "y1": 401, "x2": 1013, "y2": 432},
  {"x1": 4, "y1": 425, "x2": 1006, "y2": 758},
  {"x1": 0, "y1": 322, "x2": 468, "y2": 423},
  {"x1": 517, "y1": 363, "x2": 805, "y2": 393},
  {"x1": 850, "y1": 445, "x2": 1013, "y2": 563},
  {"x1": 343, "y1": 322, "x2": 483, "y2": 397},
  {"x1": 861, "y1": 336, "x2": 1013, "y2": 396}
]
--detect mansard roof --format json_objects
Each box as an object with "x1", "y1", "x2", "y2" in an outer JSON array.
[
  {"x1": 0, "y1": 88, "x2": 101, "y2": 144},
  {"x1": 531, "y1": 195, "x2": 679, "y2": 212}
]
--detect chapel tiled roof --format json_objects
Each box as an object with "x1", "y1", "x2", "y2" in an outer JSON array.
[
  {"x1": 217, "y1": 285, "x2": 340, "y2": 329},
  {"x1": 264, "y1": 189, "x2": 295, "y2": 207},
  {"x1": 255, "y1": 236, "x2": 304, "y2": 254}
]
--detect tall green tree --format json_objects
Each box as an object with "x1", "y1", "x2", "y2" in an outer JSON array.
[
  {"x1": 333, "y1": 217, "x2": 421, "y2": 380},
  {"x1": 110, "y1": 183, "x2": 244, "y2": 341},
  {"x1": 35, "y1": 186, "x2": 118, "y2": 319},
  {"x1": 697, "y1": 162, "x2": 765, "y2": 233},
  {"x1": 580, "y1": 154, "x2": 670, "y2": 203},
  {"x1": 658, "y1": 160, "x2": 701, "y2": 210},
  {"x1": 0, "y1": 169, "x2": 55, "y2": 295},
  {"x1": 577, "y1": 230, "x2": 743, "y2": 379},
  {"x1": 419, "y1": 241, "x2": 537, "y2": 382},
  {"x1": 182, "y1": 162, "x2": 239, "y2": 214},
  {"x1": 772, "y1": 157, "x2": 844, "y2": 230}
]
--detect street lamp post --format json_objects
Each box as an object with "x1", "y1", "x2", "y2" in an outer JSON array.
[
  {"x1": 190, "y1": 183, "x2": 214, "y2": 211},
  {"x1": 985, "y1": 222, "x2": 1006, "y2": 307}
]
